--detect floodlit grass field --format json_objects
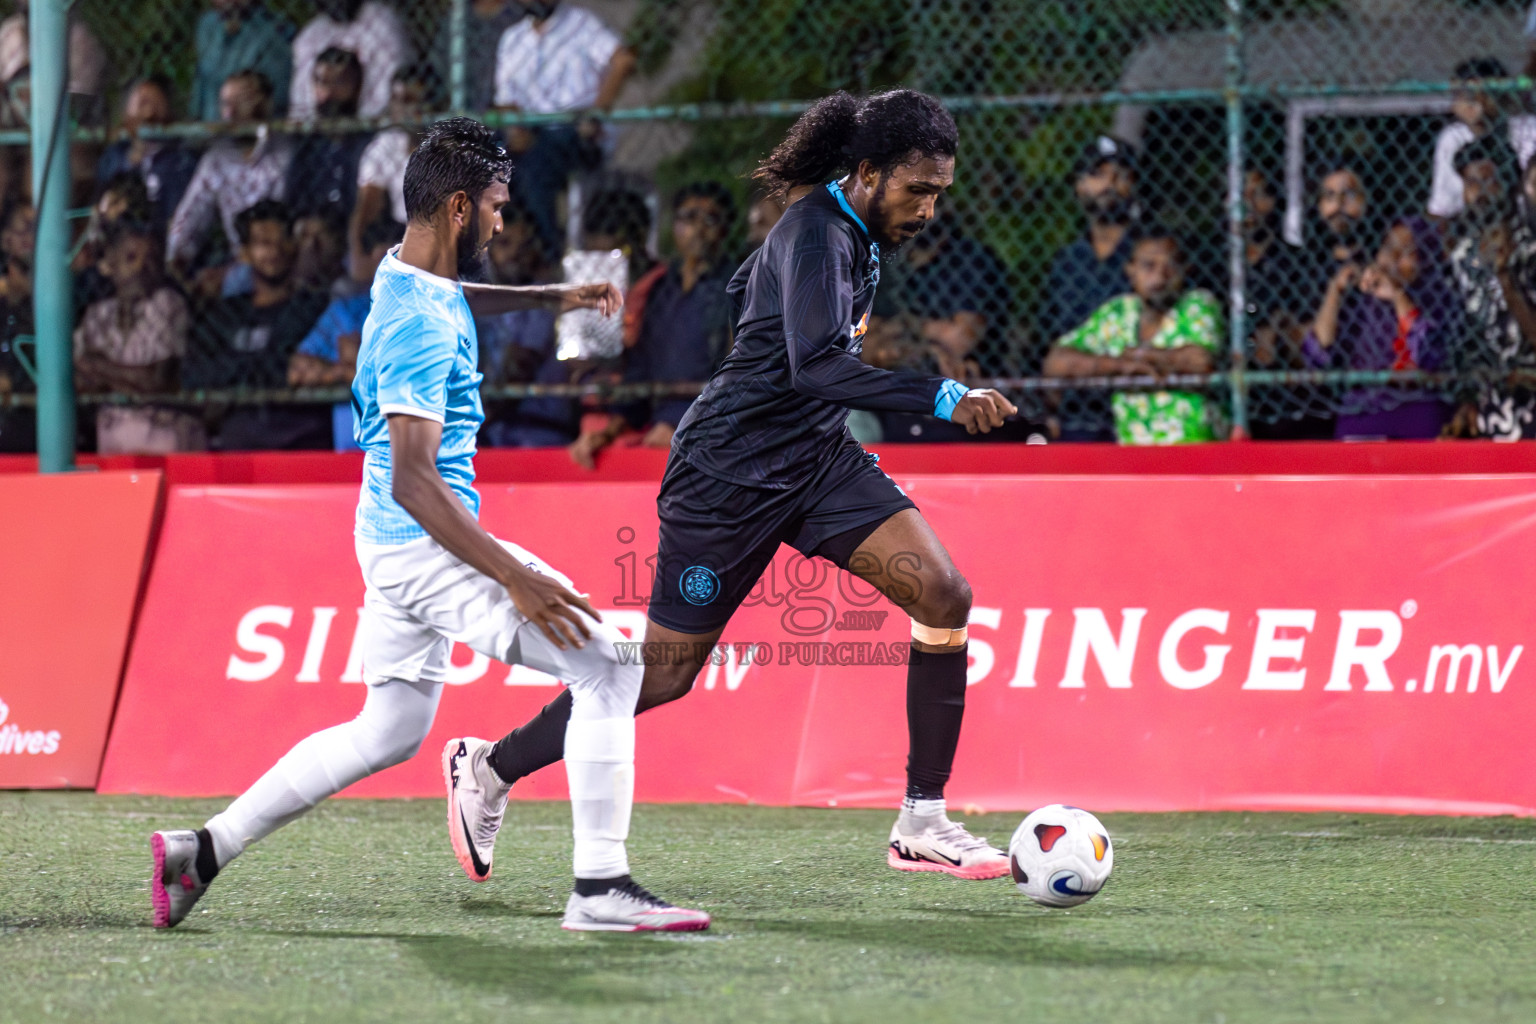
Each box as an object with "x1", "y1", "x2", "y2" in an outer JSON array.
[{"x1": 4, "y1": 794, "x2": 1536, "y2": 1023}]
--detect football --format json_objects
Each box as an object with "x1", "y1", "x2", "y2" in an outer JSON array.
[{"x1": 1008, "y1": 804, "x2": 1114, "y2": 907}]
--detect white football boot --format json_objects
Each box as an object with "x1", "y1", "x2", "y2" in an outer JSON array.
[
  {"x1": 562, "y1": 880, "x2": 712, "y2": 932},
  {"x1": 150, "y1": 830, "x2": 213, "y2": 928},
  {"x1": 888, "y1": 818, "x2": 1010, "y2": 879},
  {"x1": 443, "y1": 737, "x2": 510, "y2": 882}
]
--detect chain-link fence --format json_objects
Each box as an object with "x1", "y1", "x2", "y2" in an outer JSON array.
[{"x1": 1, "y1": 0, "x2": 1535, "y2": 453}]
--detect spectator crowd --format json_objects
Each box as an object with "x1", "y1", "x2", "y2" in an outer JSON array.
[{"x1": 0, "y1": 0, "x2": 1534, "y2": 455}]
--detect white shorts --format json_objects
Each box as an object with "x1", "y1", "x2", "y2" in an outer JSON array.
[{"x1": 355, "y1": 533, "x2": 577, "y2": 686}]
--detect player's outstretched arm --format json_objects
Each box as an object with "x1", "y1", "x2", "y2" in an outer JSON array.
[
  {"x1": 461, "y1": 281, "x2": 623, "y2": 317},
  {"x1": 387, "y1": 413, "x2": 601, "y2": 650}
]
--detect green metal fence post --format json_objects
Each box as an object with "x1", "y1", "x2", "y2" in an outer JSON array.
[
  {"x1": 29, "y1": 0, "x2": 73, "y2": 471},
  {"x1": 1224, "y1": 0, "x2": 1248, "y2": 438},
  {"x1": 449, "y1": 0, "x2": 467, "y2": 113}
]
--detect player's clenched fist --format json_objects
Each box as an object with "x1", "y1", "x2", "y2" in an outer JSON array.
[
  {"x1": 558, "y1": 282, "x2": 624, "y2": 317},
  {"x1": 949, "y1": 389, "x2": 1017, "y2": 434}
]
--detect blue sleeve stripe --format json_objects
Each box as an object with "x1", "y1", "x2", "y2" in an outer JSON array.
[{"x1": 934, "y1": 379, "x2": 969, "y2": 421}]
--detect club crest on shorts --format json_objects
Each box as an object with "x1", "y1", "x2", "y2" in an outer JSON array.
[{"x1": 679, "y1": 565, "x2": 721, "y2": 605}]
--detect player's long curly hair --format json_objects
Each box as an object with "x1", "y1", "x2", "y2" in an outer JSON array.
[
  {"x1": 752, "y1": 90, "x2": 958, "y2": 199},
  {"x1": 403, "y1": 116, "x2": 515, "y2": 223}
]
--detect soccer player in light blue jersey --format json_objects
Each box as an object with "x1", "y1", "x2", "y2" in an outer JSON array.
[{"x1": 150, "y1": 118, "x2": 710, "y2": 934}]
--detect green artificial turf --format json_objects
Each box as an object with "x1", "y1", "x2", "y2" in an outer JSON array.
[{"x1": 3, "y1": 793, "x2": 1535, "y2": 1023}]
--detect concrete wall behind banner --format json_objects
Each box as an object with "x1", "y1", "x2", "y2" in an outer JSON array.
[
  {"x1": 0, "y1": 471, "x2": 163, "y2": 788},
  {"x1": 99, "y1": 475, "x2": 1536, "y2": 815}
]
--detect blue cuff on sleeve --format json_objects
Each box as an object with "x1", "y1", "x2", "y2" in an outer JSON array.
[{"x1": 934, "y1": 379, "x2": 969, "y2": 421}]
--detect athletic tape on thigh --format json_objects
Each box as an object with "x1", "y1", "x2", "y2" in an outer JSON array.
[{"x1": 910, "y1": 621, "x2": 968, "y2": 646}]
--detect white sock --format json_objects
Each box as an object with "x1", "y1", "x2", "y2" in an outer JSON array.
[
  {"x1": 565, "y1": 716, "x2": 635, "y2": 879},
  {"x1": 204, "y1": 677, "x2": 442, "y2": 868},
  {"x1": 509, "y1": 617, "x2": 641, "y2": 881},
  {"x1": 898, "y1": 796, "x2": 948, "y2": 833}
]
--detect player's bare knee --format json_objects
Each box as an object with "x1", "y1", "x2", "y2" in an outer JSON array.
[
  {"x1": 638, "y1": 676, "x2": 693, "y2": 711},
  {"x1": 637, "y1": 661, "x2": 698, "y2": 712},
  {"x1": 913, "y1": 571, "x2": 971, "y2": 628}
]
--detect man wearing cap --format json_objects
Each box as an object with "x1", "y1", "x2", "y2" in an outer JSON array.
[
  {"x1": 1041, "y1": 135, "x2": 1143, "y2": 340},
  {"x1": 1039, "y1": 135, "x2": 1143, "y2": 441}
]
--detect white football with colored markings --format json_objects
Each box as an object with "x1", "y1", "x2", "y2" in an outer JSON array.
[{"x1": 1008, "y1": 804, "x2": 1113, "y2": 907}]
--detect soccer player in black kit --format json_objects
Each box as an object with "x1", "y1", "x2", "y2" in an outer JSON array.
[{"x1": 444, "y1": 89, "x2": 1020, "y2": 883}]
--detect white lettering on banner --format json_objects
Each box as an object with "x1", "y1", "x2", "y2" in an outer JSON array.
[
  {"x1": 296, "y1": 607, "x2": 338, "y2": 683},
  {"x1": 1059, "y1": 608, "x2": 1146, "y2": 689},
  {"x1": 1158, "y1": 609, "x2": 1231, "y2": 690},
  {"x1": 1488, "y1": 646, "x2": 1522, "y2": 693},
  {"x1": 227, "y1": 605, "x2": 294, "y2": 681},
  {"x1": 728, "y1": 644, "x2": 760, "y2": 689},
  {"x1": 703, "y1": 644, "x2": 758, "y2": 691},
  {"x1": 1422, "y1": 644, "x2": 1481, "y2": 694},
  {"x1": 1241, "y1": 609, "x2": 1316, "y2": 690},
  {"x1": 221, "y1": 601, "x2": 1522, "y2": 697},
  {"x1": 0, "y1": 698, "x2": 61, "y2": 756},
  {"x1": 1324, "y1": 611, "x2": 1402, "y2": 691},
  {"x1": 341, "y1": 608, "x2": 365, "y2": 683},
  {"x1": 966, "y1": 607, "x2": 1001, "y2": 686},
  {"x1": 1006, "y1": 608, "x2": 1051, "y2": 687}
]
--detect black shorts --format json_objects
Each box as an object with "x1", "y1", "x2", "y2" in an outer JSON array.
[{"x1": 647, "y1": 438, "x2": 917, "y2": 634}]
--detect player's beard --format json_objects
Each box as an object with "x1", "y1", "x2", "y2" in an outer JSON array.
[
  {"x1": 870, "y1": 180, "x2": 927, "y2": 249},
  {"x1": 456, "y1": 207, "x2": 490, "y2": 283}
]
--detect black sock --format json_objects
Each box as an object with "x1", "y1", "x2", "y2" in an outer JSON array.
[
  {"x1": 486, "y1": 687, "x2": 574, "y2": 785},
  {"x1": 905, "y1": 643, "x2": 968, "y2": 800},
  {"x1": 194, "y1": 828, "x2": 220, "y2": 883},
  {"x1": 574, "y1": 873, "x2": 631, "y2": 897}
]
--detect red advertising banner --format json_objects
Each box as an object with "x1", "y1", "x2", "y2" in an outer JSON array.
[
  {"x1": 0, "y1": 470, "x2": 162, "y2": 788},
  {"x1": 100, "y1": 474, "x2": 1536, "y2": 815}
]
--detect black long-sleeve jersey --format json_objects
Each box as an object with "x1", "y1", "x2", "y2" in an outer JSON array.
[{"x1": 670, "y1": 184, "x2": 952, "y2": 489}]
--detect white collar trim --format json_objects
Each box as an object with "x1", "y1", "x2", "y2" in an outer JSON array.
[{"x1": 382, "y1": 248, "x2": 463, "y2": 294}]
